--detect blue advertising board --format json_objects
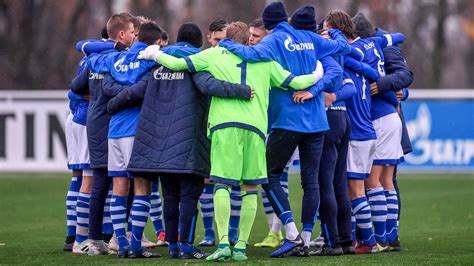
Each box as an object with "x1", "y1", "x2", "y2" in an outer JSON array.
[{"x1": 400, "y1": 99, "x2": 474, "y2": 171}]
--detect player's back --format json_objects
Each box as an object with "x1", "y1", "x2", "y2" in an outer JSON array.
[{"x1": 198, "y1": 47, "x2": 273, "y2": 138}]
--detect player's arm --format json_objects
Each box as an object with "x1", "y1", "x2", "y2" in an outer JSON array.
[
  {"x1": 76, "y1": 40, "x2": 127, "y2": 56},
  {"x1": 269, "y1": 61, "x2": 318, "y2": 91},
  {"x1": 192, "y1": 72, "x2": 253, "y2": 100},
  {"x1": 336, "y1": 77, "x2": 357, "y2": 101},
  {"x1": 376, "y1": 46, "x2": 413, "y2": 94},
  {"x1": 313, "y1": 29, "x2": 352, "y2": 59},
  {"x1": 70, "y1": 66, "x2": 90, "y2": 95},
  {"x1": 138, "y1": 45, "x2": 211, "y2": 72},
  {"x1": 344, "y1": 56, "x2": 380, "y2": 82},
  {"x1": 218, "y1": 36, "x2": 275, "y2": 62},
  {"x1": 106, "y1": 73, "x2": 150, "y2": 115},
  {"x1": 307, "y1": 56, "x2": 343, "y2": 96},
  {"x1": 378, "y1": 32, "x2": 406, "y2": 48}
]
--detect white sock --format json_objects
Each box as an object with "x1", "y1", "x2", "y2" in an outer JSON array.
[
  {"x1": 301, "y1": 230, "x2": 312, "y2": 247},
  {"x1": 271, "y1": 214, "x2": 282, "y2": 234},
  {"x1": 284, "y1": 222, "x2": 299, "y2": 240}
]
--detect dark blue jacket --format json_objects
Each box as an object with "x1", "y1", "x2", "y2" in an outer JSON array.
[
  {"x1": 70, "y1": 49, "x2": 120, "y2": 168},
  {"x1": 378, "y1": 45, "x2": 414, "y2": 155},
  {"x1": 106, "y1": 66, "x2": 252, "y2": 178}
]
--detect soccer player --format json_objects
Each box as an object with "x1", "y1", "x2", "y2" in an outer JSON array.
[
  {"x1": 70, "y1": 12, "x2": 136, "y2": 256},
  {"x1": 370, "y1": 26, "x2": 414, "y2": 251},
  {"x1": 138, "y1": 21, "x2": 324, "y2": 261},
  {"x1": 106, "y1": 22, "x2": 255, "y2": 259},
  {"x1": 219, "y1": 2, "x2": 352, "y2": 257},
  {"x1": 68, "y1": 24, "x2": 132, "y2": 254},
  {"x1": 351, "y1": 12, "x2": 406, "y2": 251},
  {"x1": 199, "y1": 18, "x2": 242, "y2": 246},
  {"x1": 248, "y1": 17, "x2": 290, "y2": 248},
  {"x1": 87, "y1": 21, "x2": 163, "y2": 259}
]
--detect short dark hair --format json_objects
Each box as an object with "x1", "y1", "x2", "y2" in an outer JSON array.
[
  {"x1": 101, "y1": 26, "x2": 109, "y2": 39},
  {"x1": 161, "y1": 30, "x2": 169, "y2": 41},
  {"x1": 138, "y1": 22, "x2": 163, "y2": 45},
  {"x1": 225, "y1": 21, "x2": 249, "y2": 45},
  {"x1": 177, "y1": 22, "x2": 203, "y2": 48},
  {"x1": 249, "y1": 18, "x2": 264, "y2": 29},
  {"x1": 208, "y1": 18, "x2": 228, "y2": 32},
  {"x1": 326, "y1": 10, "x2": 356, "y2": 39},
  {"x1": 106, "y1": 13, "x2": 134, "y2": 39}
]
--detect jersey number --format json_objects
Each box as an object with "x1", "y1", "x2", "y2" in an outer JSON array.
[{"x1": 236, "y1": 62, "x2": 247, "y2": 85}]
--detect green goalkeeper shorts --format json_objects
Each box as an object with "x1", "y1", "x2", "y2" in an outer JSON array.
[{"x1": 210, "y1": 127, "x2": 268, "y2": 186}]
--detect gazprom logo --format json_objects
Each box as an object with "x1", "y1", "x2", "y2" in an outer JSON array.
[
  {"x1": 405, "y1": 103, "x2": 474, "y2": 166},
  {"x1": 153, "y1": 66, "x2": 184, "y2": 80},
  {"x1": 284, "y1": 35, "x2": 314, "y2": 52},
  {"x1": 114, "y1": 56, "x2": 127, "y2": 72}
]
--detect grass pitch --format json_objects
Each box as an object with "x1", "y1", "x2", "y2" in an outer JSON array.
[{"x1": 0, "y1": 173, "x2": 473, "y2": 265}]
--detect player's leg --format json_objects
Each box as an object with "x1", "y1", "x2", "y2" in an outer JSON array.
[
  {"x1": 128, "y1": 176, "x2": 161, "y2": 258},
  {"x1": 381, "y1": 166, "x2": 400, "y2": 251},
  {"x1": 313, "y1": 111, "x2": 344, "y2": 256},
  {"x1": 206, "y1": 128, "x2": 243, "y2": 261},
  {"x1": 198, "y1": 179, "x2": 215, "y2": 246},
  {"x1": 232, "y1": 130, "x2": 267, "y2": 261},
  {"x1": 177, "y1": 174, "x2": 209, "y2": 259},
  {"x1": 228, "y1": 186, "x2": 241, "y2": 245},
  {"x1": 366, "y1": 165, "x2": 388, "y2": 249},
  {"x1": 347, "y1": 140, "x2": 378, "y2": 254},
  {"x1": 102, "y1": 185, "x2": 114, "y2": 244},
  {"x1": 334, "y1": 114, "x2": 353, "y2": 254},
  {"x1": 108, "y1": 137, "x2": 132, "y2": 257},
  {"x1": 297, "y1": 131, "x2": 325, "y2": 253},
  {"x1": 263, "y1": 129, "x2": 301, "y2": 257},
  {"x1": 88, "y1": 167, "x2": 112, "y2": 256},
  {"x1": 150, "y1": 180, "x2": 166, "y2": 246},
  {"x1": 160, "y1": 175, "x2": 180, "y2": 258},
  {"x1": 64, "y1": 114, "x2": 81, "y2": 251}
]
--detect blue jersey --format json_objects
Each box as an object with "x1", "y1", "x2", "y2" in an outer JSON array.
[
  {"x1": 88, "y1": 41, "x2": 157, "y2": 138},
  {"x1": 319, "y1": 56, "x2": 356, "y2": 110},
  {"x1": 68, "y1": 57, "x2": 90, "y2": 125},
  {"x1": 351, "y1": 33, "x2": 405, "y2": 120},
  {"x1": 219, "y1": 22, "x2": 352, "y2": 133},
  {"x1": 343, "y1": 52, "x2": 381, "y2": 141},
  {"x1": 76, "y1": 39, "x2": 116, "y2": 56}
]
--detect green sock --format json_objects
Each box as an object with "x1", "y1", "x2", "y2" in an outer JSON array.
[
  {"x1": 214, "y1": 186, "x2": 231, "y2": 246},
  {"x1": 235, "y1": 191, "x2": 258, "y2": 250}
]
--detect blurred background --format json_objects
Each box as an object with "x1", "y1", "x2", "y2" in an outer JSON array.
[
  {"x1": 0, "y1": 0, "x2": 473, "y2": 90},
  {"x1": 0, "y1": 0, "x2": 473, "y2": 172}
]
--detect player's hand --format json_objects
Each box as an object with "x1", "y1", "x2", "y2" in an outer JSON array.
[
  {"x1": 249, "y1": 88, "x2": 255, "y2": 100},
  {"x1": 312, "y1": 60, "x2": 324, "y2": 82},
  {"x1": 138, "y1": 45, "x2": 162, "y2": 62},
  {"x1": 83, "y1": 94, "x2": 90, "y2": 101},
  {"x1": 370, "y1": 82, "x2": 379, "y2": 95},
  {"x1": 293, "y1": 91, "x2": 314, "y2": 104},
  {"x1": 324, "y1": 92, "x2": 337, "y2": 107},
  {"x1": 396, "y1": 89, "x2": 404, "y2": 101}
]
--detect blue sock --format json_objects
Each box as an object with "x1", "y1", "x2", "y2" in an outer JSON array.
[
  {"x1": 351, "y1": 215, "x2": 356, "y2": 241},
  {"x1": 75, "y1": 192, "x2": 90, "y2": 243},
  {"x1": 385, "y1": 189, "x2": 399, "y2": 243},
  {"x1": 351, "y1": 197, "x2": 376, "y2": 246},
  {"x1": 150, "y1": 181, "x2": 164, "y2": 237},
  {"x1": 131, "y1": 195, "x2": 151, "y2": 252},
  {"x1": 367, "y1": 187, "x2": 387, "y2": 244},
  {"x1": 111, "y1": 195, "x2": 129, "y2": 251},
  {"x1": 102, "y1": 187, "x2": 114, "y2": 235},
  {"x1": 66, "y1": 175, "x2": 82, "y2": 237},
  {"x1": 200, "y1": 184, "x2": 215, "y2": 240},
  {"x1": 229, "y1": 186, "x2": 241, "y2": 241}
]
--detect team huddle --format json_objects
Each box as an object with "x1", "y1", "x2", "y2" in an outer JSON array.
[{"x1": 63, "y1": 1, "x2": 413, "y2": 261}]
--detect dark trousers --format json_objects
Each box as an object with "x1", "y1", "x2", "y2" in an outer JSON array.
[
  {"x1": 160, "y1": 174, "x2": 204, "y2": 244},
  {"x1": 318, "y1": 111, "x2": 352, "y2": 248},
  {"x1": 262, "y1": 128, "x2": 325, "y2": 226},
  {"x1": 88, "y1": 168, "x2": 112, "y2": 240}
]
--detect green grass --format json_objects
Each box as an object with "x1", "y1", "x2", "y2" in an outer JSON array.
[{"x1": 1, "y1": 173, "x2": 473, "y2": 264}]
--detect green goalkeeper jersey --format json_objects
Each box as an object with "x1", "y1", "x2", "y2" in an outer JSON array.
[{"x1": 158, "y1": 46, "x2": 316, "y2": 139}]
